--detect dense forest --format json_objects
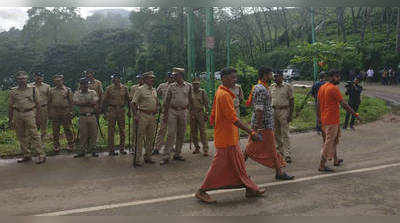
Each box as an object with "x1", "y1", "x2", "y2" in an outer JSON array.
[{"x1": 0, "y1": 7, "x2": 399, "y2": 90}]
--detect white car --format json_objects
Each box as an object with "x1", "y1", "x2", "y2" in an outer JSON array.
[{"x1": 283, "y1": 68, "x2": 301, "y2": 80}]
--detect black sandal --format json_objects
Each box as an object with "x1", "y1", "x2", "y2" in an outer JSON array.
[
  {"x1": 334, "y1": 159, "x2": 344, "y2": 166},
  {"x1": 318, "y1": 167, "x2": 334, "y2": 172}
]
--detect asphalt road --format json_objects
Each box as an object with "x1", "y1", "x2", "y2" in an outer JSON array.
[
  {"x1": 1, "y1": 113, "x2": 399, "y2": 216},
  {"x1": 0, "y1": 83, "x2": 399, "y2": 216}
]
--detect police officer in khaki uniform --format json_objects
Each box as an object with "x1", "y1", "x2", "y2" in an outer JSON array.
[
  {"x1": 161, "y1": 67, "x2": 192, "y2": 165},
  {"x1": 30, "y1": 72, "x2": 50, "y2": 141},
  {"x1": 73, "y1": 77, "x2": 100, "y2": 158},
  {"x1": 102, "y1": 74, "x2": 131, "y2": 156},
  {"x1": 131, "y1": 71, "x2": 159, "y2": 166},
  {"x1": 229, "y1": 83, "x2": 244, "y2": 117},
  {"x1": 9, "y1": 71, "x2": 46, "y2": 164},
  {"x1": 129, "y1": 74, "x2": 143, "y2": 150},
  {"x1": 270, "y1": 71, "x2": 294, "y2": 163},
  {"x1": 85, "y1": 69, "x2": 103, "y2": 104},
  {"x1": 48, "y1": 74, "x2": 75, "y2": 153},
  {"x1": 190, "y1": 77, "x2": 210, "y2": 156},
  {"x1": 153, "y1": 72, "x2": 175, "y2": 155}
]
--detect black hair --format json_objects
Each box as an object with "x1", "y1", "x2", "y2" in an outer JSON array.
[
  {"x1": 220, "y1": 67, "x2": 237, "y2": 77},
  {"x1": 328, "y1": 69, "x2": 340, "y2": 77},
  {"x1": 258, "y1": 67, "x2": 272, "y2": 80}
]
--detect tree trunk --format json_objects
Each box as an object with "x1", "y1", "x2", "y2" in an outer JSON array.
[
  {"x1": 281, "y1": 7, "x2": 290, "y2": 47},
  {"x1": 351, "y1": 7, "x2": 357, "y2": 33},
  {"x1": 397, "y1": 7, "x2": 400, "y2": 53},
  {"x1": 253, "y1": 7, "x2": 267, "y2": 52},
  {"x1": 361, "y1": 8, "x2": 368, "y2": 42},
  {"x1": 262, "y1": 8, "x2": 273, "y2": 49},
  {"x1": 179, "y1": 6, "x2": 185, "y2": 63},
  {"x1": 336, "y1": 7, "x2": 346, "y2": 42},
  {"x1": 369, "y1": 7, "x2": 375, "y2": 43}
]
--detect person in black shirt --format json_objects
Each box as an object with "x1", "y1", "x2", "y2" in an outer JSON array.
[
  {"x1": 343, "y1": 77, "x2": 363, "y2": 130},
  {"x1": 309, "y1": 72, "x2": 327, "y2": 133}
]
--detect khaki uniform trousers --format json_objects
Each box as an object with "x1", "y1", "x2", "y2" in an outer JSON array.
[
  {"x1": 135, "y1": 112, "x2": 156, "y2": 164},
  {"x1": 163, "y1": 108, "x2": 187, "y2": 159},
  {"x1": 106, "y1": 106, "x2": 126, "y2": 151},
  {"x1": 14, "y1": 111, "x2": 45, "y2": 157},
  {"x1": 77, "y1": 115, "x2": 98, "y2": 153},
  {"x1": 274, "y1": 108, "x2": 291, "y2": 158},
  {"x1": 155, "y1": 113, "x2": 167, "y2": 150},
  {"x1": 190, "y1": 111, "x2": 209, "y2": 152},
  {"x1": 37, "y1": 105, "x2": 49, "y2": 141},
  {"x1": 52, "y1": 114, "x2": 74, "y2": 149}
]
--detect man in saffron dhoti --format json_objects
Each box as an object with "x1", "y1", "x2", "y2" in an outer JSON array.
[
  {"x1": 245, "y1": 67, "x2": 294, "y2": 181},
  {"x1": 195, "y1": 67, "x2": 266, "y2": 203}
]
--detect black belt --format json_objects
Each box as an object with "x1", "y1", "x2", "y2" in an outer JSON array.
[
  {"x1": 109, "y1": 105, "x2": 124, "y2": 109},
  {"x1": 79, "y1": 113, "x2": 96, "y2": 117},
  {"x1": 15, "y1": 107, "x2": 35, "y2": 113}
]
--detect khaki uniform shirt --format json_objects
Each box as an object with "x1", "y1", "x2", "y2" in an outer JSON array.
[
  {"x1": 130, "y1": 84, "x2": 141, "y2": 99},
  {"x1": 103, "y1": 84, "x2": 130, "y2": 108},
  {"x1": 165, "y1": 81, "x2": 192, "y2": 110},
  {"x1": 191, "y1": 88, "x2": 208, "y2": 113},
  {"x1": 132, "y1": 84, "x2": 158, "y2": 112},
  {"x1": 230, "y1": 84, "x2": 243, "y2": 109},
  {"x1": 49, "y1": 86, "x2": 73, "y2": 115},
  {"x1": 73, "y1": 90, "x2": 99, "y2": 114},
  {"x1": 157, "y1": 82, "x2": 170, "y2": 101},
  {"x1": 9, "y1": 86, "x2": 40, "y2": 115},
  {"x1": 88, "y1": 79, "x2": 103, "y2": 100},
  {"x1": 30, "y1": 82, "x2": 50, "y2": 106},
  {"x1": 270, "y1": 82, "x2": 294, "y2": 108}
]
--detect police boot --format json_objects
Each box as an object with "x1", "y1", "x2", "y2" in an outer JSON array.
[
  {"x1": 92, "y1": 152, "x2": 99, "y2": 157},
  {"x1": 152, "y1": 149, "x2": 160, "y2": 155},
  {"x1": 109, "y1": 150, "x2": 118, "y2": 156},
  {"x1": 119, "y1": 148, "x2": 128, "y2": 155},
  {"x1": 74, "y1": 153, "x2": 85, "y2": 158},
  {"x1": 35, "y1": 156, "x2": 47, "y2": 164},
  {"x1": 160, "y1": 158, "x2": 169, "y2": 165},
  {"x1": 173, "y1": 155, "x2": 185, "y2": 161},
  {"x1": 144, "y1": 158, "x2": 155, "y2": 164},
  {"x1": 17, "y1": 156, "x2": 32, "y2": 163},
  {"x1": 192, "y1": 147, "x2": 200, "y2": 154}
]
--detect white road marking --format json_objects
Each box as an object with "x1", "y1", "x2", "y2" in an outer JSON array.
[{"x1": 37, "y1": 162, "x2": 400, "y2": 216}]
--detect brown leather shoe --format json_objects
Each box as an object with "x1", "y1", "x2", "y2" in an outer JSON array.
[
  {"x1": 17, "y1": 156, "x2": 32, "y2": 163},
  {"x1": 35, "y1": 156, "x2": 47, "y2": 164},
  {"x1": 195, "y1": 190, "x2": 216, "y2": 203},
  {"x1": 245, "y1": 188, "x2": 266, "y2": 198},
  {"x1": 144, "y1": 159, "x2": 155, "y2": 164}
]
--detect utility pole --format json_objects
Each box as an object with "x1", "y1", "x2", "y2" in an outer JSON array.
[
  {"x1": 206, "y1": 7, "x2": 215, "y2": 105},
  {"x1": 311, "y1": 7, "x2": 318, "y2": 83},
  {"x1": 226, "y1": 22, "x2": 231, "y2": 67},
  {"x1": 187, "y1": 7, "x2": 195, "y2": 81}
]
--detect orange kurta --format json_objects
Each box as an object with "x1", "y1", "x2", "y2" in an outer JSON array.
[
  {"x1": 201, "y1": 85, "x2": 259, "y2": 192},
  {"x1": 211, "y1": 85, "x2": 239, "y2": 148},
  {"x1": 318, "y1": 82, "x2": 343, "y2": 125}
]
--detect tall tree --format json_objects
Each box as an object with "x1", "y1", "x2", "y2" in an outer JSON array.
[{"x1": 397, "y1": 7, "x2": 400, "y2": 53}]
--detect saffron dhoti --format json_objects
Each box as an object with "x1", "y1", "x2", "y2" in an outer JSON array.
[
  {"x1": 245, "y1": 129, "x2": 286, "y2": 168},
  {"x1": 200, "y1": 145, "x2": 259, "y2": 192}
]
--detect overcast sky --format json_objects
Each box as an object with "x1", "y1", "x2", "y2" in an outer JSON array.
[{"x1": 0, "y1": 7, "x2": 137, "y2": 31}]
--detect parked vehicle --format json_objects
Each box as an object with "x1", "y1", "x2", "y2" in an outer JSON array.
[{"x1": 283, "y1": 67, "x2": 301, "y2": 81}]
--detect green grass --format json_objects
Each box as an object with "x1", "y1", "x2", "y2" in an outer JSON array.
[{"x1": 0, "y1": 90, "x2": 390, "y2": 158}]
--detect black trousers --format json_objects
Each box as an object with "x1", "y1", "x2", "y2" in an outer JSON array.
[{"x1": 344, "y1": 103, "x2": 360, "y2": 128}]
